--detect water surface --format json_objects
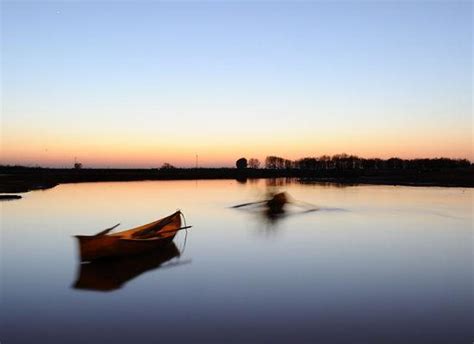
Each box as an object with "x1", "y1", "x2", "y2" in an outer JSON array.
[{"x1": 1, "y1": 180, "x2": 472, "y2": 343}]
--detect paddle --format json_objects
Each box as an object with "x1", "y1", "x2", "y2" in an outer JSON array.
[
  {"x1": 156, "y1": 225, "x2": 193, "y2": 235},
  {"x1": 231, "y1": 200, "x2": 267, "y2": 208},
  {"x1": 160, "y1": 259, "x2": 192, "y2": 269},
  {"x1": 94, "y1": 223, "x2": 121, "y2": 236},
  {"x1": 232, "y1": 195, "x2": 319, "y2": 211},
  {"x1": 131, "y1": 225, "x2": 193, "y2": 240},
  {"x1": 290, "y1": 199, "x2": 319, "y2": 211}
]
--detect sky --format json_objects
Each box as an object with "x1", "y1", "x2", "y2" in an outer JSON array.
[{"x1": 1, "y1": 1, "x2": 472, "y2": 168}]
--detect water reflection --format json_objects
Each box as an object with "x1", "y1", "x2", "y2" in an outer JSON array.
[
  {"x1": 235, "y1": 177, "x2": 247, "y2": 184},
  {"x1": 2, "y1": 180, "x2": 471, "y2": 343},
  {"x1": 233, "y1": 191, "x2": 318, "y2": 219},
  {"x1": 254, "y1": 206, "x2": 320, "y2": 233},
  {"x1": 73, "y1": 243, "x2": 189, "y2": 292},
  {"x1": 298, "y1": 180, "x2": 355, "y2": 188},
  {"x1": 233, "y1": 190, "x2": 348, "y2": 237},
  {"x1": 233, "y1": 195, "x2": 320, "y2": 238}
]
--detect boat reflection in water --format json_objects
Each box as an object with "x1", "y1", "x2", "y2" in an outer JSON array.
[{"x1": 73, "y1": 243, "x2": 189, "y2": 292}]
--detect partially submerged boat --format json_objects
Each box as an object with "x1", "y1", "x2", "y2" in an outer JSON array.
[{"x1": 75, "y1": 210, "x2": 190, "y2": 262}]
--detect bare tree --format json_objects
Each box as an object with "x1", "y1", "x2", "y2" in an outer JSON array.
[
  {"x1": 160, "y1": 162, "x2": 175, "y2": 170},
  {"x1": 248, "y1": 158, "x2": 260, "y2": 169}
]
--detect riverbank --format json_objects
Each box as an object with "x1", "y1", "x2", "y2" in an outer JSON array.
[
  {"x1": 0, "y1": 167, "x2": 474, "y2": 193},
  {"x1": 1, "y1": 166, "x2": 473, "y2": 193}
]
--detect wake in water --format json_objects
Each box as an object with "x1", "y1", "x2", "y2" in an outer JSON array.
[{"x1": 231, "y1": 191, "x2": 347, "y2": 224}]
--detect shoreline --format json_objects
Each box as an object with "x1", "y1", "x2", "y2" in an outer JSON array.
[{"x1": 1, "y1": 167, "x2": 473, "y2": 193}]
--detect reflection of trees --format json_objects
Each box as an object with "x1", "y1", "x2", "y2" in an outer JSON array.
[
  {"x1": 265, "y1": 178, "x2": 293, "y2": 187},
  {"x1": 235, "y1": 177, "x2": 247, "y2": 184}
]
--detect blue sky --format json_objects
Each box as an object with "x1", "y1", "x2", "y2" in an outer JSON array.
[{"x1": 1, "y1": 1, "x2": 472, "y2": 167}]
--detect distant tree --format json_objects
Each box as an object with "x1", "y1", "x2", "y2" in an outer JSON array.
[
  {"x1": 265, "y1": 156, "x2": 285, "y2": 169},
  {"x1": 276, "y1": 157, "x2": 285, "y2": 169},
  {"x1": 260, "y1": 153, "x2": 471, "y2": 172},
  {"x1": 73, "y1": 157, "x2": 82, "y2": 169},
  {"x1": 236, "y1": 157, "x2": 248, "y2": 169},
  {"x1": 296, "y1": 157, "x2": 317, "y2": 170},
  {"x1": 160, "y1": 162, "x2": 175, "y2": 170},
  {"x1": 248, "y1": 158, "x2": 260, "y2": 169},
  {"x1": 319, "y1": 155, "x2": 331, "y2": 170},
  {"x1": 265, "y1": 156, "x2": 275, "y2": 169},
  {"x1": 387, "y1": 157, "x2": 403, "y2": 169}
]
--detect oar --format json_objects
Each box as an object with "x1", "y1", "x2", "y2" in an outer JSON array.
[
  {"x1": 132, "y1": 226, "x2": 193, "y2": 239},
  {"x1": 159, "y1": 259, "x2": 192, "y2": 269},
  {"x1": 94, "y1": 223, "x2": 120, "y2": 236},
  {"x1": 281, "y1": 193, "x2": 319, "y2": 210},
  {"x1": 132, "y1": 216, "x2": 176, "y2": 237},
  {"x1": 290, "y1": 200, "x2": 319, "y2": 211},
  {"x1": 157, "y1": 225, "x2": 193, "y2": 235},
  {"x1": 232, "y1": 200, "x2": 267, "y2": 208}
]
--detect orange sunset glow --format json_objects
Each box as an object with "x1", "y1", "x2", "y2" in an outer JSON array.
[
  {"x1": 2, "y1": 125, "x2": 471, "y2": 167},
  {"x1": 1, "y1": 2, "x2": 473, "y2": 344}
]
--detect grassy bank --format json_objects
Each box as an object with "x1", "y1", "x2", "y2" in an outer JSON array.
[{"x1": 1, "y1": 166, "x2": 473, "y2": 193}]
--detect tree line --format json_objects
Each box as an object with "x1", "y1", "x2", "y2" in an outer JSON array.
[{"x1": 236, "y1": 154, "x2": 471, "y2": 170}]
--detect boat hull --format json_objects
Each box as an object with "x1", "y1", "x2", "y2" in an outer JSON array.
[
  {"x1": 76, "y1": 235, "x2": 175, "y2": 261},
  {"x1": 75, "y1": 211, "x2": 182, "y2": 261}
]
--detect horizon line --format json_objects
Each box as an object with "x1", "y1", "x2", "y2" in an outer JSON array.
[{"x1": 2, "y1": 154, "x2": 472, "y2": 170}]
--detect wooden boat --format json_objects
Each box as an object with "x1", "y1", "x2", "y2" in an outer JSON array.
[
  {"x1": 232, "y1": 192, "x2": 289, "y2": 214},
  {"x1": 266, "y1": 192, "x2": 288, "y2": 213},
  {"x1": 73, "y1": 243, "x2": 185, "y2": 291},
  {"x1": 75, "y1": 210, "x2": 188, "y2": 262}
]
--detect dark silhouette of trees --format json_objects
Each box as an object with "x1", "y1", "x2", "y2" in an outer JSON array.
[
  {"x1": 236, "y1": 158, "x2": 248, "y2": 169},
  {"x1": 387, "y1": 158, "x2": 404, "y2": 169},
  {"x1": 248, "y1": 158, "x2": 261, "y2": 169},
  {"x1": 160, "y1": 163, "x2": 175, "y2": 170},
  {"x1": 264, "y1": 154, "x2": 470, "y2": 172},
  {"x1": 295, "y1": 157, "x2": 318, "y2": 170},
  {"x1": 265, "y1": 156, "x2": 286, "y2": 169}
]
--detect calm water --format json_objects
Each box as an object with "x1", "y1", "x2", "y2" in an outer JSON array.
[{"x1": 1, "y1": 180, "x2": 472, "y2": 343}]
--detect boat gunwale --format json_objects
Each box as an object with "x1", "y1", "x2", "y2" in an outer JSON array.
[
  {"x1": 118, "y1": 236, "x2": 174, "y2": 242},
  {"x1": 76, "y1": 210, "x2": 182, "y2": 239},
  {"x1": 74, "y1": 210, "x2": 184, "y2": 261}
]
